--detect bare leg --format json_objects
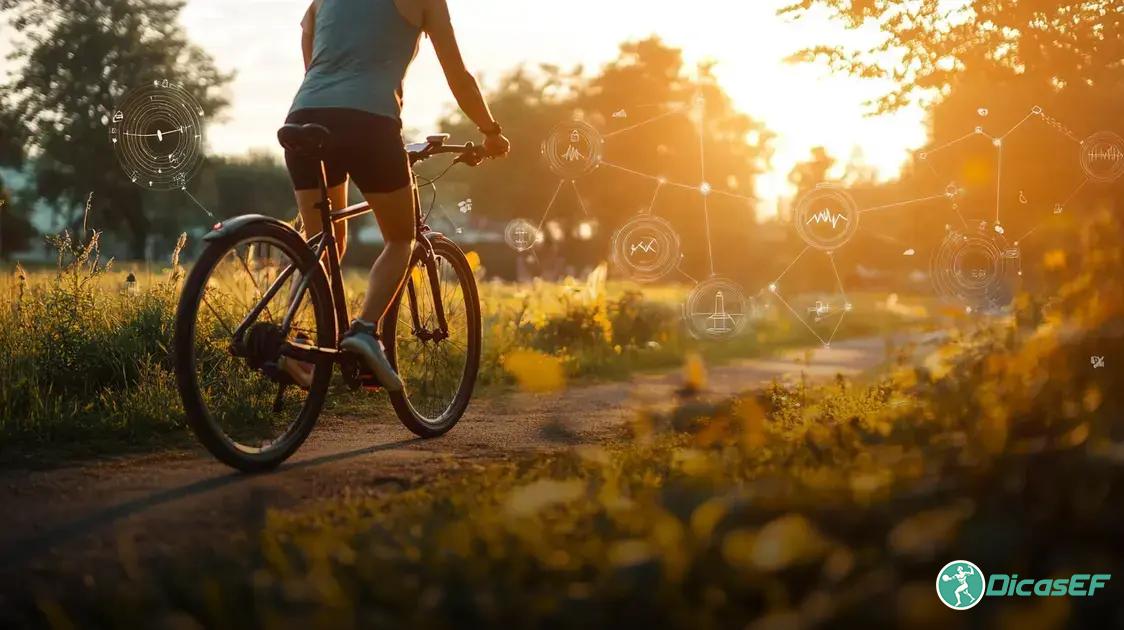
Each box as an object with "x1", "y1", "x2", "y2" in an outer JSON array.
[
  {"x1": 294, "y1": 182, "x2": 349, "y2": 259},
  {"x1": 356, "y1": 183, "x2": 417, "y2": 324},
  {"x1": 280, "y1": 182, "x2": 349, "y2": 389}
]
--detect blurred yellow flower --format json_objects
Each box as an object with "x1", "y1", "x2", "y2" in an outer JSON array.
[{"x1": 502, "y1": 348, "x2": 566, "y2": 392}]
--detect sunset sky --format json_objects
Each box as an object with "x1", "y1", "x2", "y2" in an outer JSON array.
[{"x1": 3, "y1": 0, "x2": 933, "y2": 217}]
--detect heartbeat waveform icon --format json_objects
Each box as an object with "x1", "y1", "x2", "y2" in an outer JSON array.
[
  {"x1": 1087, "y1": 146, "x2": 1123, "y2": 161},
  {"x1": 629, "y1": 238, "x2": 658, "y2": 255},
  {"x1": 805, "y1": 209, "x2": 850, "y2": 229}
]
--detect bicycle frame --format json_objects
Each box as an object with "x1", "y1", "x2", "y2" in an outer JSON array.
[{"x1": 257, "y1": 144, "x2": 471, "y2": 367}]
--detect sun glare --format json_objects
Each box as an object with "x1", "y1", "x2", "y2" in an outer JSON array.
[{"x1": 177, "y1": 0, "x2": 931, "y2": 219}]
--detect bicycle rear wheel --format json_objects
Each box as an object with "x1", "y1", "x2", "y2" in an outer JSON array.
[
  {"x1": 174, "y1": 221, "x2": 335, "y2": 472},
  {"x1": 383, "y1": 235, "x2": 482, "y2": 437}
]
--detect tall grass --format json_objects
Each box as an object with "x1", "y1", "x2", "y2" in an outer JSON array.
[
  {"x1": 0, "y1": 231, "x2": 187, "y2": 452},
  {"x1": 1, "y1": 231, "x2": 918, "y2": 458},
  {"x1": 28, "y1": 214, "x2": 1123, "y2": 628}
]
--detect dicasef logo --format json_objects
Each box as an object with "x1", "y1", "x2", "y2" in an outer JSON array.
[{"x1": 936, "y1": 560, "x2": 986, "y2": 610}]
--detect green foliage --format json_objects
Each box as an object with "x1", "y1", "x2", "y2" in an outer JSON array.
[
  {"x1": 0, "y1": 0, "x2": 231, "y2": 255},
  {"x1": 0, "y1": 229, "x2": 187, "y2": 449},
  {"x1": 435, "y1": 37, "x2": 775, "y2": 281},
  {"x1": 33, "y1": 213, "x2": 1124, "y2": 628}
]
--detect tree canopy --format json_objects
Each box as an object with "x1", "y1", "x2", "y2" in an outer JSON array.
[{"x1": 1, "y1": 0, "x2": 231, "y2": 255}]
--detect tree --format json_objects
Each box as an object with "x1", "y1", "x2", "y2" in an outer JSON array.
[
  {"x1": 436, "y1": 38, "x2": 775, "y2": 280},
  {"x1": 788, "y1": 146, "x2": 836, "y2": 200},
  {"x1": 0, "y1": 95, "x2": 35, "y2": 257},
  {"x1": 780, "y1": 0, "x2": 1124, "y2": 115},
  {"x1": 1, "y1": 0, "x2": 231, "y2": 257},
  {"x1": 781, "y1": 0, "x2": 1124, "y2": 279}
]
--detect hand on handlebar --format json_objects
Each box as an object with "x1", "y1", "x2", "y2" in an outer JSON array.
[{"x1": 483, "y1": 133, "x2": 511, "y2": 159}]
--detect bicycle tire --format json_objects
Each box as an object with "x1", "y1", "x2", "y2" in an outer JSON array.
[
  {"x1": 383, "y1": 235, "x2": 482, "y2": 437},
  {"x1": 174, "y1": 221, "x2": 335, "y2": 472}
]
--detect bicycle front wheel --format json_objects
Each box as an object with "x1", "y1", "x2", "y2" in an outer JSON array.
[
  {"x1": 383, "y1": 235, "x2": 482, "y2": 437},
  {"x1": 174, "y1": 221, "x2": 335, "y2": 472}
]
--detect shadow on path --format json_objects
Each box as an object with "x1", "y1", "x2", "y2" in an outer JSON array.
[{"x1": 0, "y1": 437, "x2": 423, "y2": 568}]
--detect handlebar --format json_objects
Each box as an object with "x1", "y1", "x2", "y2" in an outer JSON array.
[{"x1": 407, "y1": 138, "x2": 494, "y2": 166}]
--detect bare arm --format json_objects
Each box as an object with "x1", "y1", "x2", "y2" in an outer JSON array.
[
  {"x1": 423, "y1": 0, "x2": 497, "y2": 131},
  {"x1": 300, "y1": 2, "x2": 316, "y2": 71}
]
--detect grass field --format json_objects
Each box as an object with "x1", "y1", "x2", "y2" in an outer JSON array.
[
  {"x1": 0, "y1": 231, "x2": 929, "y2": 462},
  {"x1": 20, "y1": 212, "x2": 1123, "y2": 628}
]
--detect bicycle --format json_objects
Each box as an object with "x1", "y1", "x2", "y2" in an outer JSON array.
[{"x1": 174, "y1": 124, "x2": 489, "y2": 472}]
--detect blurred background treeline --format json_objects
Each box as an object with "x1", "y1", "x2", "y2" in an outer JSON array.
[{"x1": 1, "y1": 0, "x2": 1122, "y2": 294}]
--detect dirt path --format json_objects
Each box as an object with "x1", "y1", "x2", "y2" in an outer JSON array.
[{"x1": 0, "y1": 333, "x2": 931, "y2": 590}]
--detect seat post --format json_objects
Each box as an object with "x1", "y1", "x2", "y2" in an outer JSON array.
[{"x1": 317, "y1": 162, "x2": 333, "y2": 229}]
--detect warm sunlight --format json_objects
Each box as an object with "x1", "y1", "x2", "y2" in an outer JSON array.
[{"x1": 176, "y1": 0, "x2": 930, "y2": 218}]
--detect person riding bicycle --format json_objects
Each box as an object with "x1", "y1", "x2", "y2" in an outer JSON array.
[{"x1": 282, "y1": 0, "x2": 510, "y2": 391}]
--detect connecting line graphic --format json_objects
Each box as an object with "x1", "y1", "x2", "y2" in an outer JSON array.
[
  {"x1": 762, "y1": 244, "x2": 847, "y2": 348},
  {"x1": 918, "y1": 106, "x2": 1087, "y2": 230},
  {"x1": 858, "y1": 192, "x2": 959, "y2": 215},
  {"x1": 1015, "y1": 177, "x2": 1090, "y2": 244},
  {"x1": 534, "y1": 94, "x2": 755, "y2": 285},
  {"x1": 183, "y1": 189, "x2": 216, "y2": 220}
]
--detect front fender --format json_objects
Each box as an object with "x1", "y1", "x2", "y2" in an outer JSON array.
[{"x1": 202, "y1": 214, "x2": 302, "y2": 243}]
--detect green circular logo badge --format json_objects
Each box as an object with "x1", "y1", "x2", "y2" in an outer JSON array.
[{"x1": 936, "y1": 560, "x2": 986, "y2": 610}]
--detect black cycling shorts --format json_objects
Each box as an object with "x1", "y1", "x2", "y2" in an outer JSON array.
[{"x1": 284, "y1": 108, "x2": 411, "y2": 194}]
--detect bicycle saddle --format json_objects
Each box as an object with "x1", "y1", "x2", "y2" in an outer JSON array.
[{"x1": 277, "y1": 123, "x2": 331, "y2": 156}]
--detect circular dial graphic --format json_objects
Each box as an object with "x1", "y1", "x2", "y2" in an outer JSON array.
[
  {"x1": 611, "y1": 215, "x2": 682, "y2": 282},
  {"x1": 931, "y1": 222, "x2": 1021, "y2": 312},
  {"x1": 793, "y1": 185, "x2": 860, "y2": 251},
  {"x1": 504, "y1": 218, "x2": 542, "y2": 252},
  {"x1": 110, "y1": 79, "x2": 206, "y2": 190},
  {"x1": 541, "y1": 120, "x2": 604, "y2": 179},
  {"x1": 684, "y1": 277, "x2": 750, "y2": 340},
  {"x1": 1078, "y1": 131, "x2": 1124, "y2": 183}
]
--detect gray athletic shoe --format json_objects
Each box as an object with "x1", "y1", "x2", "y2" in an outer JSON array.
[{"x1": 340, "y1": 320, "x2": 403, "y2": 392}]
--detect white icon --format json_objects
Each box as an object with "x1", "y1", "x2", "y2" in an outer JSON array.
[
  {"x1": 612, "y1": 109, "x2": 628, "y2": 119},
  {"x1": 977, "y1": 108, "x2": 989, "y2": 117},
  {"x1": 562, "y1": 129, "x2": 586, "y2": 162},
  {"x1": 994, "y1": 224, "x2": 1005, "y2": 235},
  {"x1": 112, "y1": 111, "x2": 124, "y2": 123},
  {"x1": 504, "y1": 218, "x2": 540, "y2": 252},
  {"x1": 706, "y1": 291, "x2": 736, "y2": 333},
  {"x1": 629, "y1": 238, "x2": 657, "y2": 255},
  {"x1": 807, "y1": 301, "x2": 832, "y2": 320},
  {"x1": 1019, "y1": 190, "x2": 1027, "y2": 204},
  {"x1": 903, "y1": 248, "x2": 916, "y2": 256},
  {"x1": 457, "y1": 199, "x2": 473, "y2": 214},
  {"x1": 970, "y1": 268, "x2": 988, "y2": 280},
  {"x1": 1091, "y1": 356, "x2": 1105, "y2": 369},
  {"x1": 1054, "y1": 203, "x2": 1064, "y2": 215},
  {"x1": 806, "y1": 208, "x2": 849, "y2": 229},
  {"x1": 1087, "y1": 145, "x2": 1123, "y2": 162}
]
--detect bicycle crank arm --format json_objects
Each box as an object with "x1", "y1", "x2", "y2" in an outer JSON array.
[{"x1": 280, "y1": 341, "x2": 344, "y2": 365}]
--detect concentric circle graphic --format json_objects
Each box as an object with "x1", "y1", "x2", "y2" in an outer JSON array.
[
  {"x1": 931, "y1": 222, "x2": 1020, "y2": 313},
  {"x1": 541, "y1": 120, "x2": 603, "y2": 179},
  {"x1": 110, "y1": 79, "x2": 206, "y2": 190},
  {"x1": 1078, "y1": 131, "x2": 1124, "y2": 183},
  {"x1": 504, "y1": 218, "x2": 542, "y2": 252},
  {"x1": 610, "y1": 215, "x2": 682, "y2": 282},
  {"x1": 684, "y1": 277, "x2": 750, "y2": 340},
  {"x1": 793, "y1": 184, "x2": 860, "y2": 251}
]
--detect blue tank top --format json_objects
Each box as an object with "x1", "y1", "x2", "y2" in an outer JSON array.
[{"x1": 289, "y1": 0, "x2": 422, "y2": 121}]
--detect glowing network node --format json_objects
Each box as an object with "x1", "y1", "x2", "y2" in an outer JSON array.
[
  {"x1": 109, "y1": 79, "x2": 206, "y2": 191},
  {"x1": 541, "y1": 120, "x2": 604, "y2": 179},
  {"x1": 699, "y1": 182, "x2": 712, "y2": 196},
  {"x1": 610, "y1": 215, "x2": 682, "y2": 283},
  {"x1": 684, "y1": 277, "x2": 750, "y2": 340},
  {"x1": 930, "y1": 222, "x2": 1020, "y2": 313},
  {"x1": 1078, "y1": 131, "x2": 1124, "y2": 183},
  {"x1": 793, "y1": 184, "x2": 860, "y2": 251},
  {"x1": 504, "y1": 218, "x2": 542, "y2": 253}
]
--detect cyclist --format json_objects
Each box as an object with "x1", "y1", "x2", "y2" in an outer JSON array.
[{"x1": 282, "y1": 0, "x2": 510, "y2": 391}]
